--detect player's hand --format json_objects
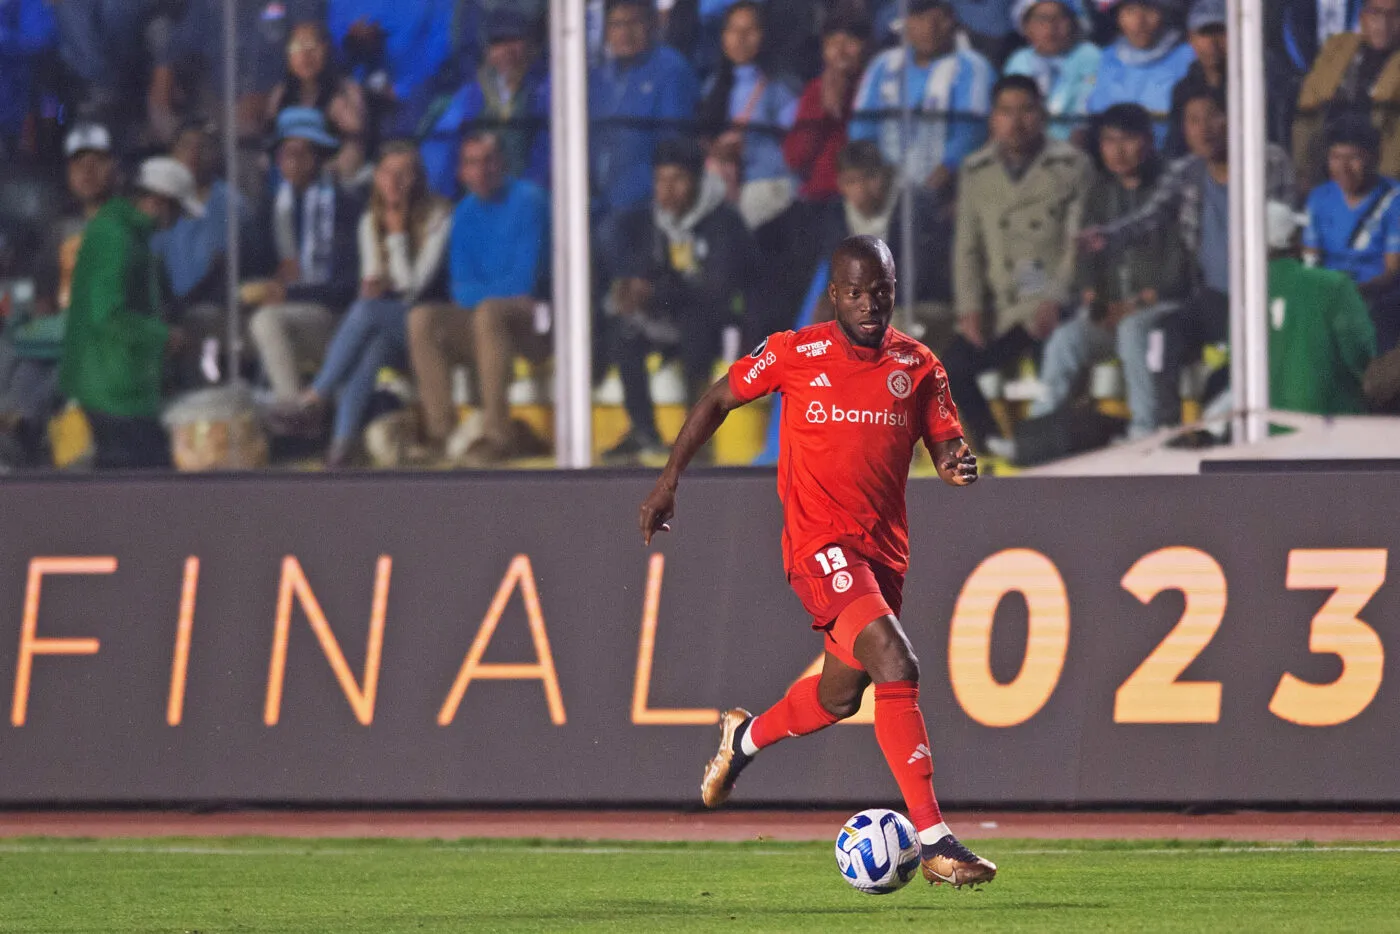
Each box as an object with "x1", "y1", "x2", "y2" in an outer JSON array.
[
  {"x1": 938, "y1": 442, "x2": 978, "y2": 487},
  {"x1": 640, "y1": 482, "x2": 676, "y2": 546}
]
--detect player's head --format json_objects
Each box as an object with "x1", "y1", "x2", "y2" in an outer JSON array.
[{"x1": 828, "y1": 235, "x2": 896, "y2": 348}]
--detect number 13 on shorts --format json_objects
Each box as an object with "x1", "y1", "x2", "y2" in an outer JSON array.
[{"x1": 814, "y1": 547, "x2": 848, "y2": 576}]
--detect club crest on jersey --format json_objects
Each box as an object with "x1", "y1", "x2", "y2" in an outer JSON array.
[
  {"x1": 748, "y1": 338, "x2": 769, "y2": 359},
  {"x1": 832, "y1": 570, "x2": 853, "y2": 593},
  {"x1": 796, "y1": 339, "x2": 832, "y2": 358},
  {"x1": 887, "y1": 370, "x2": 913, "y2": 400},
  {"x1": 805, "y1": 400, "x2": 829, "y2": 424}
]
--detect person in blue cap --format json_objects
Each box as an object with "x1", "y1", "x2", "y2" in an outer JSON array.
[
  {"x1": 419, "y1": 9, "x2": 551, "y2": 198},
  {"x1": 245, "y1": 107, "x2": 364, "y2": 408}
]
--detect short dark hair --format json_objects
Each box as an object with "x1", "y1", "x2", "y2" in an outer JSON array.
[
  {"x1": 836, "y1": 139, "x2": 889, "y2": 175},
  {"x1": 605, "y1": 0, "x2": 653, "y2": 16},
  {"x1": 822, "y1": 11, "x2": 872, "y2": 39},
  {"x1": 653, "y1": 137, "x2": 705, "y2": 177},
  {"x1": 992, "y1": 74, "x2": 1043, "y2": 107},
  {"x1": 909, "y1": 0, "x2": 953, "y2": 15},
  {"x1": 831, "y1": 234, "x2": 893, "y2": 275},
  {"x1": 723, "y1": 0, "x2": 764, "y2": 26},
  {"x1": 461, "y1": 129, "x2": 503, "y2": 154},
  {"x1": 1087, "y1": 103, "x2": 1162, "y2": 184},
  {"x1": 1093, "y1": 102, "x2": 1155, "y2": 141},
  {"x1": 1178, "y1": 85, "x2": 1227, "y2": 115},
  {"x1": 1324, "y1": 115, "x2": 1382, "y2": 155}
]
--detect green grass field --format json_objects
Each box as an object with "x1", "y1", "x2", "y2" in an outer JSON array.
[{"x1": 2, "y1": 837, "x2": 1399, "y2": 933}]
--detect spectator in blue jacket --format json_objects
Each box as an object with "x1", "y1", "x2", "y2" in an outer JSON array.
[
  {"x1": 589, "y1": 0, "x2": 700, "y2": 220},
  {"x1": 407, "y1": 131, "x2": 551, "y2": 466},
  {"x1": 1303, "y1": 116, "x2": 1400, "y2": 351},
  {"x1": 0, "y1": 0, "x2": 56, "y2": 157},
  {"x1": 850, "y1": 0, "x2": 995, "y2": 195},
  {"x1": 152, "y1": 121, "x2": 253, "y2": 387},
  {"x1": 1087, "y1": 0, "x2": 1197, "y2": 146},
  {"x1": 1004, "y1": 0, "x2": 1102, "y2": 141},
  {"x1": 328, "y1": 0, "x2": 456, "y2": 136},
  {"x1": 697, "y1": 1, "x2": 800, "y2": 230},
  {"x1": 421, "y1": 10, "x2": 551, "y2": 198}
]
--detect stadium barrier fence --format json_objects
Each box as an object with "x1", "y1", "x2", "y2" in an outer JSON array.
[{"x1": 0, "y1": 470, "x2": 1394, "y2": 805}]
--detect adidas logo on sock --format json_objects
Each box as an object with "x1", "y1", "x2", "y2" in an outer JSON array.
[
  {"x1": 906, "y1": 743, "x2": 932, "y2": 765},
  {"x1": 809, "y1": 373, "x2": 832, "y2": 388}
]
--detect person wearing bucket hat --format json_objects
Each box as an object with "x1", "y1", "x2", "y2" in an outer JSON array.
[
  {"x1": 59, "y1": 155, "x2": 204, "y2": 468},
  {"x1": 419, "y1": 9, "x2": 551, "y2": 198},
  {"x1": 1295, "y1": 0, "x2": 1400, "y2": 190},
  {"x1": 1086, "y1": 0, "x2": 1197, "y2": 147},
  {"x1": 1266, "y1": 199, "x2": 1376, "y2": 416},
  {"x1": 265, "y1": 20, "x2": 371, "y2": 184},
  {"x1": 245, "y1": 106, "x2": 364, "y2": 406},
  {"x1": 1004, "y1": 0, "x2": 1103, "y2": 141}
]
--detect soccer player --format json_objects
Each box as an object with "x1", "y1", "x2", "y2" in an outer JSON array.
[{"x1": 638, "y1": 235, "x2": 996, "y2": 889}]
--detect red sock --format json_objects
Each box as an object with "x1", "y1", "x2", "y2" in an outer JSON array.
[
  {"x1": 874, "y1": 681, "x2": 943, "y2": 833},
  {"x1": 748, "y1": 675, "x2": 842, "y2": 749}
]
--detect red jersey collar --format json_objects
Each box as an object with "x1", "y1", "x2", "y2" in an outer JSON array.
[{"x1": 829, "y1": 318, "x2": 894, "y2": 362}]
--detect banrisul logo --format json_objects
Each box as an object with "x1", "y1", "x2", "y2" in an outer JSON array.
[{"x1": 806, "y1": 402, "x2": 907, "y2": 428}]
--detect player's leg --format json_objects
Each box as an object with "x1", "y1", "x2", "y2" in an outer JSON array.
[
  {"x1": 700, "y1": 651, "x2": 866, "y2": 808},
  {"x1": 852, "y1": 615, "x2": 996, "y2": 889}
]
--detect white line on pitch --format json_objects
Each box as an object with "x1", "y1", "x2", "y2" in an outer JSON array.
[{"x1": 0, "y1": 842, "x2": 1398, "y2": 857}]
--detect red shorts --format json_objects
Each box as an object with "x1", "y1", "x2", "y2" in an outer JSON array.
[{"x1": 788, "y1": 544, "x2": 905, "y2": 672}]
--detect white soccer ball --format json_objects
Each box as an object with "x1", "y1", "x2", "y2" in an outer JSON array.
[{"x1": 834, "y1": 808, "x2": 922, "y2": 894}]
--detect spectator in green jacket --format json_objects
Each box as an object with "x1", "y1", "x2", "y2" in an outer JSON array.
[
  {"x1": 1266, "y1": 200, "x2": 1377, "y2": 416},
  {"x1": 60, "y1": 157, "x2": 204, "y2": 469}
]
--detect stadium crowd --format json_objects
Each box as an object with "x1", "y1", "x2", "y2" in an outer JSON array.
[{"x1": 0, "y1": 0, "x2": 1397, "y2": 469}]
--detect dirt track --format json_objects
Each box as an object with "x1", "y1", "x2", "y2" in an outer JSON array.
[{"x1": 2, "y1": 810, "x2": 1397, "y2": 842}]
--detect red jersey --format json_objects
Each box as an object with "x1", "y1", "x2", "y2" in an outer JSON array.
[{"x1": 727, "y1": 320, "x2": 964, "y2": 576}]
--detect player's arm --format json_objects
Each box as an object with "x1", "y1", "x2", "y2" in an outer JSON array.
[
  {"x1": 929, "y1": 438, "x2": 978, "y2": 488},
  {"x1": 639, "y1": 377, "x2": 749, "y2": 545},
  {"x1": 920, "y1": 363, "x2": 976, "y2": 488}
]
